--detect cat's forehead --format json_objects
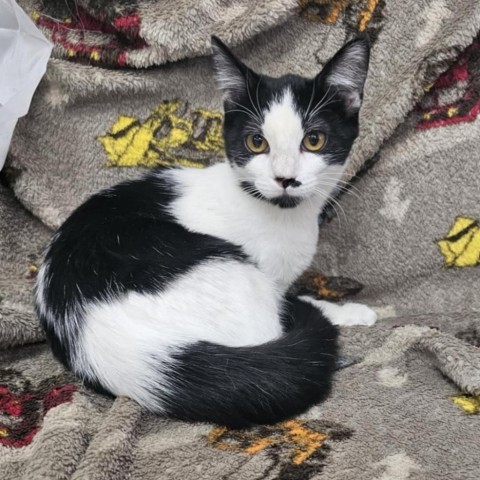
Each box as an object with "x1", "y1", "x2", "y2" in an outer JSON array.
[
  {"x1": 244, "y1": 76, "x2": 329, "y2": 138},
  {"x1": 262, "y1": 88, "x2": 304, "y2": 146},
  {"x1": 258, "y1": 75, "x2": 314, "y2": 112}
]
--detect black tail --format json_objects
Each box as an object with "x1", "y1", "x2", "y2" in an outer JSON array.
[{"x1": 164, "y1": 297, "x2": 338, "y2": 428}]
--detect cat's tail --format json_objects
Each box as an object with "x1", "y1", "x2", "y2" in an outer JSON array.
[{"x1": 162, "y1": 297, "x2": 338, "y2": 428}]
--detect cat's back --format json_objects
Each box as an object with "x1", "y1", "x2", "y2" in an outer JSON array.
[
  {"x1": 40, "y1": 168, "x2": 246, "y2": 302},
  {"x1": 36, "y1": 167, "x2": 256, "y2": 371},
  {"x1": 59, "y1": 171, "x2": 174, "y2": 237}
]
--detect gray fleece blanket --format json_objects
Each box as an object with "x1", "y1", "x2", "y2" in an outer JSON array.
[{"x1": 1, "y1": 1, "x2": 480, "y2": 479}]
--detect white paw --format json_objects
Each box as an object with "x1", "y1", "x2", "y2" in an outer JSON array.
[{"x1": 329, "y1": 303, "x2": 377, "y2": 327}]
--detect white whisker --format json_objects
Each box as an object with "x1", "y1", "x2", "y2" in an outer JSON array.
[
  {"x1": 312, "y1": 188, "x2": 348, "y2": 225},
  {"x1": 303, "y1": 81, "x2": 316, "y2": 121},
  {"x1": 306, "y1": 86, "x2": 334, "y2": 122},
  {"x1": 227, "y1": 99, "x2": 262, "y2": 124},
  {"x1": 316, "y1": 182, "x2": 363, "y2": 201},
  {"x1": 316, "y1": 175, "x2": 364, "y2": 196},
  {"x1": 246, "y1": 70, "x2": 263, "y2": 122},
  {"x1": 255, "y1": 76, "x2": 263, "y2": 120}
]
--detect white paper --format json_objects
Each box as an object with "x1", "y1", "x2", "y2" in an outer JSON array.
[{"x1": 0, "y1": 0, "x2": 52, "y2": 170}]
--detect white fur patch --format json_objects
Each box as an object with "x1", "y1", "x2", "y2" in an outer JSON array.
[
  {"x1": 299, "y1": 297, "x2": 378, "y2": 327},
  {"x1": 79, "y1": 259, "x2": 283, "y2": 412},
  {"x1": 261, "y1": 89, "x2": 304, "y2": 180},
  {"x1": 35, "y1": 261, "x2": 49, "y2": 319},
  {"x1": 166, "y1": 164, "x2": 322, "y2": 293}
]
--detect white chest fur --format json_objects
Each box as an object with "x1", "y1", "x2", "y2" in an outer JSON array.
[{"x1": 167, "y1": 164, "x2": 321, "y2": 292}]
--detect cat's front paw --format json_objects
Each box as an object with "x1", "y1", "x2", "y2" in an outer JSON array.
[
  {"x1": 298, "y1": 296, "x2": 378, "y2": 327},
  {"x1": 328, "y1": 303, "x2": 377, "y2": 327}
]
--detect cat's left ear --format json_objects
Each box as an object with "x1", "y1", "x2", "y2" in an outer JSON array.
[
  {"x1": 211, "y1": 36, "x2": 251, "y2": 101},
  {"x1": 318, "y1": 37, "x2": 370, "y2": 115}
]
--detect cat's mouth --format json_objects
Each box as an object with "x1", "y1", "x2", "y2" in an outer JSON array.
[{"x1": 240, "y1": 180, "x2": 303, "y2": 209}]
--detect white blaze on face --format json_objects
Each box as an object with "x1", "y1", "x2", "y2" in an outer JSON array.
[
  {"x1": 241, "y1": 88, "x2": 307, "y2": 199},
  {"x1": 261, "y1": 89, "x2": 304, "y2": 180}
]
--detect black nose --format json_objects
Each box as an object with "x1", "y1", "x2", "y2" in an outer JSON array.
[{"x1": 275, "y1": 177, "x2": 302, "y2": 189}]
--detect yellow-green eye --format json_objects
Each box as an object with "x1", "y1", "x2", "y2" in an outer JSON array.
[
  {"x1": 245, "y1": 134, "x2": 269, "y2": 154},
  {"x1": 302, "y1": 132, "x2": 326, "y2": 152}
]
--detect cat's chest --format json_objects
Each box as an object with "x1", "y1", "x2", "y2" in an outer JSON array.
[
  {"x1": 171, "y1": 195, "x2": 318, "y2": 289},
  {"x1": 168, "y1": 166, "x2": 320, "y2": 290},
  {"x1": 230, "y1": 215, "x2": 318, "y2": 288}
]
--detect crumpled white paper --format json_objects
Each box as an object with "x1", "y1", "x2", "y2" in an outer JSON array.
[{"x1": 0, "y1": 0, "x2": 52, "y2": 170}]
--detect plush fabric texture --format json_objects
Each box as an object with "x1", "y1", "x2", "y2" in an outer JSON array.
[
  {"x1": 0, "y1": 184, "x2": 48, "y2": 348},
  {"x1": 6, "y1": 0, "x2": 480, "y2": 228},
  {"x1": 313, "y1": 35, "x2": 480, "y2": 320},
  {"x1": 1, "y1": 1, "x2": 480, "y2": 479}
]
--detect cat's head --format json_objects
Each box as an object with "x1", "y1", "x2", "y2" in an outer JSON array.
[{"x1": 211, "y1": 37, "x2": 369, "y2": 208}]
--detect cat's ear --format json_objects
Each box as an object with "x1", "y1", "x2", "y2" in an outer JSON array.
[
  {"x1": 318, "y1": 37, "x2": 370, "y2": 115},
  {"x1": 211, "y1": 36, "x2": 250, "y2": 100}
]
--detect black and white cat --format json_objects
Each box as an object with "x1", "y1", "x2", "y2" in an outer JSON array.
[{"x1": 36, "y1": 37, "x2": 376, "y2": 428}]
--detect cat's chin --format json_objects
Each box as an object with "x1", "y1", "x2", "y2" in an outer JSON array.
[{"x1": 268, "y1": 195, "x2": 303, "y2": 209}]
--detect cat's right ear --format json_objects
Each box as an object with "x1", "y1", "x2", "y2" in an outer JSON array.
[
  {"x1": 211, "y1": 36, "x2": 248, "y2": 100},
  {"x1": 318, "y1": 37, "x2": 370, "y2": 116}
]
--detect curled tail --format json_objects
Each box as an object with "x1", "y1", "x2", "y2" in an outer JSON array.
[{"x1": 162, "y1": 297, "x2": 338, "y2": 428}]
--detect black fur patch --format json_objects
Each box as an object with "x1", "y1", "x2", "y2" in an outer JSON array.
[
  {"x1": 164, "y1": 297, "x2": 338, "y2": 428},
  {"x1": 240, "y1": 180, "x2": 268, "y2": 201},
  {"x1": 269, "y1": 195, "x2": 303, "y2": 209},
  {"x1": 240, "y1": 180, "x2": 302, "y2": 209}
]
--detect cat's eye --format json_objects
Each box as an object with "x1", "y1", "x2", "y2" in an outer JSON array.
[
  {"x1": 302, "y1": 132, "x2": 326, "y2": 152},
  {"x1": 245, "y1": 134, "x2": 269, "y2": 154}
]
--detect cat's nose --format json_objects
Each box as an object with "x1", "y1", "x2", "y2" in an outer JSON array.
[{"x1": 275, "y1": 177, "x2": 302, "y2": 189}]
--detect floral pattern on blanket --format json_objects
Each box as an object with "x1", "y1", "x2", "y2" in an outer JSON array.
[
  {"x1": 416, "y1": 36, "x2": 480, "y2": 130},
  {"x1": 0, "y1": 371, "x2": 76, "y2": 448},
  {"x1": 207, "y1": 420, "x2": 353, "y2": 480},
  {"x1": 32, "y1": 5, "x2": 146, "y2": 67},
  {"x1": 98, "y1": 101, "x2": 224, "y2": 169},
  {"x1": 436, "y1": 217, "x2": 480, "y2": 268}
]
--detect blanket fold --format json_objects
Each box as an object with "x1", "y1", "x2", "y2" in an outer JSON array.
[{"x1": 1, "y1": 1, "x2": 480, "y2": 479}]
